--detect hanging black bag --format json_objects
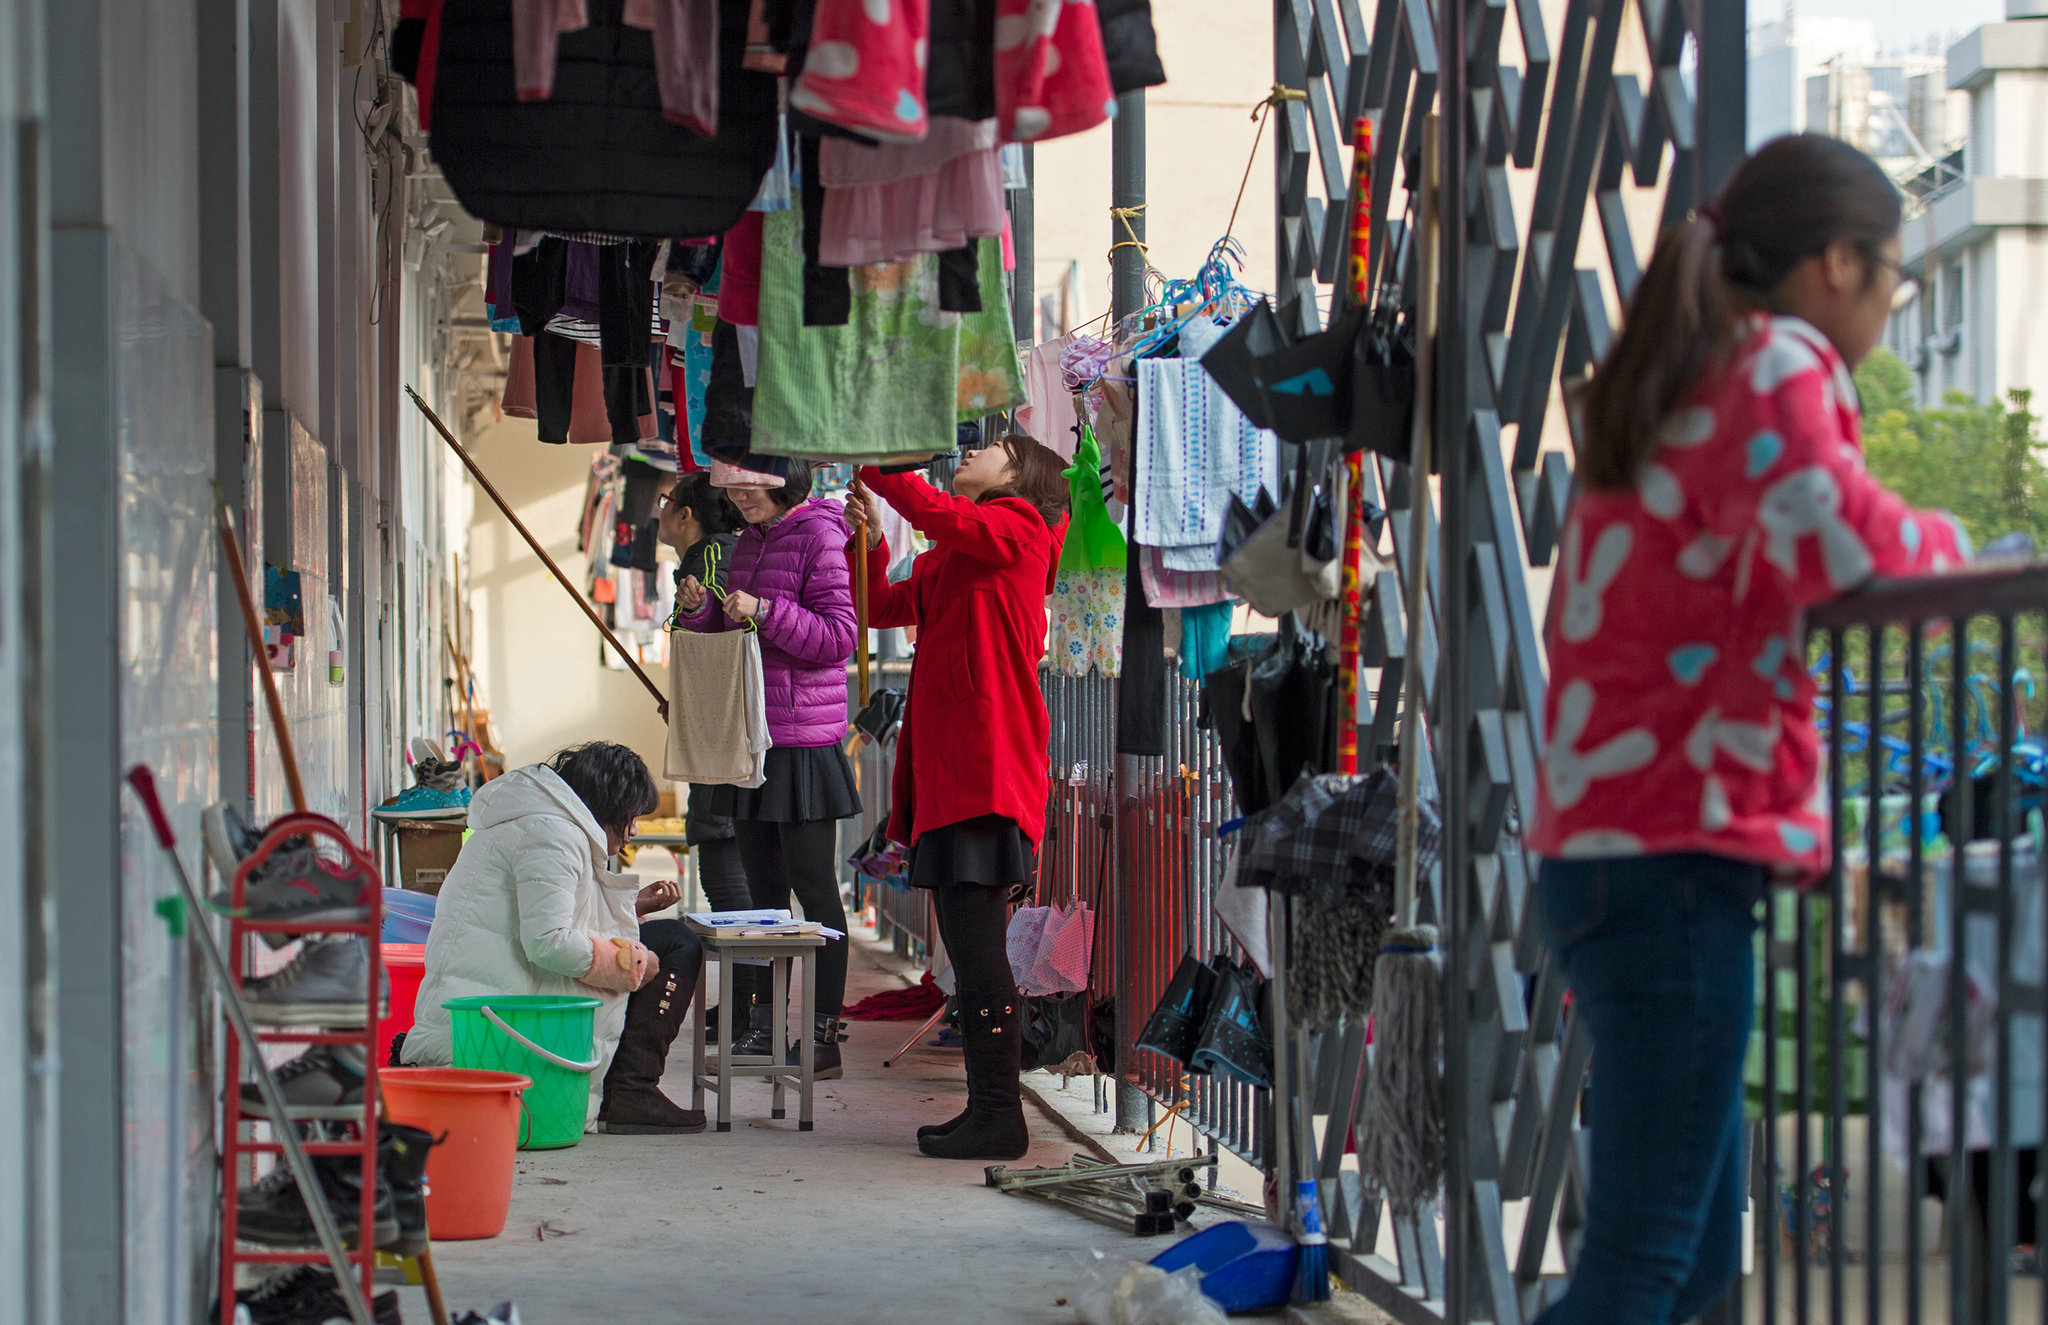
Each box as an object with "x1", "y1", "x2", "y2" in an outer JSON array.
[
  {"x1": 1189, "y1": 958, "x2": 1273, "y2": 1088},
  {"x1": 1197, "y1": 298, "x2": 1290, "y2": 430},
  {"x1": 1135, "y1": 952, "x2": 1221, "y2": 1066},
  {"x1": 1347, "y1": 316, "x2": 1423, "y2": 467},
  {"x1": 1247, "y1": 305, "x2": 1364, "y2": 444},
  {"x1": 1020, "y1": 991, "x2": 1094, "y2": 1073}
]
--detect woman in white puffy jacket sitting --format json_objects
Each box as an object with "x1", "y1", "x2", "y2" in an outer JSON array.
[{"x1": 400, "y1": 743, "x2": 708, "y2": 1134}]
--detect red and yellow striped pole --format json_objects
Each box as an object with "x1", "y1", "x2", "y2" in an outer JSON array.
[{"x1": 1337, "y1": 115, "x2": 1373, "y2": 775}]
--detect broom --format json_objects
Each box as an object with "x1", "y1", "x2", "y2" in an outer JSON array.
[{"x1": 1353, "y1": 112, "x2": 1446, "y2": 1221}]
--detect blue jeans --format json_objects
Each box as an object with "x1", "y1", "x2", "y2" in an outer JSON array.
[{"x1": 1534, "y1": 853, "x2": 1765, "y2": 1325}]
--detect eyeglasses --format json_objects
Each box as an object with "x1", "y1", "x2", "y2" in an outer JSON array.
[{"x1": 1873, "y1": 255, "x2": 1920, "y2": 314}]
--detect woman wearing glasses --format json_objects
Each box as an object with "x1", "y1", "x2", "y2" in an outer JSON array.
[{"x1": 674, "y1": 462, "x2": 860, "y2": 1078}]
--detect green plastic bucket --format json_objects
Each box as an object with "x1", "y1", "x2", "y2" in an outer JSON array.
[{"x1": 444, "y1": 994, "x2": 603, "y2": 1150}]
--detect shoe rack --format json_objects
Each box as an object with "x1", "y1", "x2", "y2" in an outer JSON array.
[{"x1": 218, "y1": 812, "x2": 387, "y2": 1325}]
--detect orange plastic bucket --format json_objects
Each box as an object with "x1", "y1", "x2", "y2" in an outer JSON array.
[
  {"x1": 377, "y1": 943, "x2": 428, "y2": 1067},
  {"x1": 380, "y1": 1067, "x2": 532, "y2": 1239}
]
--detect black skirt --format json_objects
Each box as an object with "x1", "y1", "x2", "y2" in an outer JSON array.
[
  {"x1": 909, "y1": 814, "x2": 1036, "y2": 890},
  {"x1": 701, "y1": 744, "x2": 862, "y2": 823}
]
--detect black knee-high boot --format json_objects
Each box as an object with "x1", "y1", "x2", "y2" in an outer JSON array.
[
  {"x1": 918, "y1": 994, "x2": 1029, "y2": 1161},
  {"x1": 598, "y1": 968, "x2": 707, "y2": 1134}
]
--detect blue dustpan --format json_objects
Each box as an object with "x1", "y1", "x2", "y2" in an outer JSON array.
[{"x1": 1148, "y1": 1220, "x2": 1298, "y2": 1313}]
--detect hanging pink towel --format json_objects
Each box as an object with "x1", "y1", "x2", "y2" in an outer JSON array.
[{"x1": 710, "y1": 458, "x2": 786, "y2": 489}]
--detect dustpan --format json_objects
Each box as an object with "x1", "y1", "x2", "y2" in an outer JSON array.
[{"x1": 1148, "y1": 1220, "x2": 1299, "y2": 1313}]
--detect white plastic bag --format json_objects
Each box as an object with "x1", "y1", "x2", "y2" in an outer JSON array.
[{"x1": 1073, "y1": 1252, "x2": 1227, "y2": 1325}]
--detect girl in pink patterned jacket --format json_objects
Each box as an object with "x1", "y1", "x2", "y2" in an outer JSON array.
[{"x1": 1526, "y1": 135, "x2": 1967, "y2": 1323}]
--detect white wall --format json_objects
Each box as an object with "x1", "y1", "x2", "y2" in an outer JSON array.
[{"x1": 466, "y1": 417, "x2": 671, "y2": 780}]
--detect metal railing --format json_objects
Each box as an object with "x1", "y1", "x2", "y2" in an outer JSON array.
[
  {"x1": 1763, "y1": 564, "x2": 2048, "y2": 1323},
  {"x1": 1037, "y1": 669, "x2": 1269, "y2": 1168}
]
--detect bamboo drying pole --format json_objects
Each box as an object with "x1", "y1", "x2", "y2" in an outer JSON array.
[
  {"x1": 215, "y1": 493, "x2": 309, "y2": 814},
  {"x1": 851, "y1": 497, "x2": 872, "y2": 706},
  {"x1": 405, "y1": 385, "x2": 668, "y2": 723}
]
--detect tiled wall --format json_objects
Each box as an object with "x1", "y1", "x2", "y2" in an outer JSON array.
[{"x1": 112, "y1": 240, "x2": 215, "y2": 1325}]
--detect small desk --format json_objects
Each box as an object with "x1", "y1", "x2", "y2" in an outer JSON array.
[{"x1": 689, "y1": 930, "x2": 825, "y2": 1132}]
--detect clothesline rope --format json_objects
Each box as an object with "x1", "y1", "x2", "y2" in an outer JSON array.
[{"x1": 1225, "y1": 84, "x2": 1309, "y2": 246}]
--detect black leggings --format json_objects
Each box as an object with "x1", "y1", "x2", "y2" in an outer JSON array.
[
  {"x1": 734, "y1": 818, "x2": 847, "y2": 1016},
  {"x1": 693, "y1": 836, "x2": 753, "y2": 912},
  {"x1": 635, "y1": 919, "x2": 705, "y2": 1005},
  {"x1": 932, "y1": 883, "x2": 1016, "y2": 1003}
]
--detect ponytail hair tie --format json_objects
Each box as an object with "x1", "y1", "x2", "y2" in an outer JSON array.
[{"x1": 1699, "y1": 203, "x2": 1731, "y2": 243}]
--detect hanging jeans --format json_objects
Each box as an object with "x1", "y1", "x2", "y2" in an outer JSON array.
[
  {"x1": 733, "y1": 818, "x2": 847, "y2": 1015},
  {"x1": 1533, "y1": 852, "x2": 1765, "y2": 1325}
]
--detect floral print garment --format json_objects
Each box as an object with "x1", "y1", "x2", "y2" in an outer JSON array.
[
  {"x1": 1049, "y1": 566, "x2": 1124, "y2": 678},
  {"x1": 1530, "y1": 316, "x2": 1967, "y2": 882}
]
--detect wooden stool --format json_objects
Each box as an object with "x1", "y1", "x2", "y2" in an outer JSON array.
[{"x1": 690, "y1": 931, "x2": 826, "y2": 1132}]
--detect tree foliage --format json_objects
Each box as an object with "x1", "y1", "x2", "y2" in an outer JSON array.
[{"x1": 1856, "y1": 348, "x2": 2048, "y2": 550}]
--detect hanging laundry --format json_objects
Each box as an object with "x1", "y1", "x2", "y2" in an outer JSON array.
[
  {"x1": 663, "y1": 629, "x2": 771, "y2": 787},
  {"x1": 749, "y1": 210, "x2": 960, "y2": 464},
  {"x1": 1135, "y1": 315, "x2": 1280, "y2": 572},
  {"x1": 1176, "y1": 600, "x2": 1234, "y2": 681},
  {"x1": 1138, "y1": 546, "x2": 1233, "y2": 608},
  {"x1": 502, "y1": 334, "x2": 539, "y2": 419},
  {"x1": 514, "y1": 0, "x2": 719, "y2": 134},
  {"x1": 955, "y1": 234, "x2": 1026, "y2": 421},
  {"x1": 994, "y1": 0, "x2": 1115, "y2": 143},
  {"x1": 790, "y1": 0, "x2": 932, "y2": 142},
  {"x1": 817, "y1": 118, "x2": 1006, "y2": 267},
  {"x1": 1095, "y1": 0, "x2": 1165, "y2": 94},
  {"x1": 1017, "y1": 332, "x2": 1083, "y2": 458},
  {"x1": 1048, "y1": 569, "x2": 1124, "y2": 679},
  {"x1": 423, "y1": 0, "x2": 780, "y2": 237}
]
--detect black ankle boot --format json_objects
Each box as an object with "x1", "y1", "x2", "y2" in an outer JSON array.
[
  {"x1": 599, "y1": 968, "x2": 708, "y2": 1134},
  {"x1": 787, "y1": 1014, "x2": 847, "y2": 1080},
  {"x1": 730, "y1": 1004, "x2": 775, "y2": 1060},
  {"x1": 918, "y1": 995, "x2": 1029, "y2": 1161}
]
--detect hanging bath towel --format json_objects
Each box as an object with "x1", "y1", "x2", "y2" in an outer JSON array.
[{"x1": 1136, "y1": 314, "x2": 1281, "y2": 573}]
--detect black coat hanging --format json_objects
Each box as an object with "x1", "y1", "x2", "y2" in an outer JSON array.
[{"x1": 428, "y1": 0, "x2": 780, "y2": 238}]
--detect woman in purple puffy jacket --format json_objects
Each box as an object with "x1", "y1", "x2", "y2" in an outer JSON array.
[{"x1": 676, "y1": 462, "x2": 860, "y2": 1077}]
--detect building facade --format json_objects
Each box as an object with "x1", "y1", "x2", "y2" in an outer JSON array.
[
  {"x1": 0, "y1": 4, "x2": 478, "y2": 1322},
  {"x1": 1886, "y1": 9, "x2": 2048, "y2": 407}
]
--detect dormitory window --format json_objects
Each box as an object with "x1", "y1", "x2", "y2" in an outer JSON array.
[{"x1": 1942, "y1": 259, "x2": 1964, "y2": 333}]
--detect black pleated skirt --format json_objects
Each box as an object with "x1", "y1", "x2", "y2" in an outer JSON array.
[
  {"x1": 908, "y1": 814, "x2": 1036, "y2": 890},
  {"x1": 701, "y1": 744, "x2": 862, "y2": 823}
]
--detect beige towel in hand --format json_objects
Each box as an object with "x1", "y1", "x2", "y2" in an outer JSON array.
[{"x1": 664, "y1": 629, "x2": 770, "y2": 785}]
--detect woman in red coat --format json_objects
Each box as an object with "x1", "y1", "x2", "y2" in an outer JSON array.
[{"x1": 847, "y1": 434, "x2": 1069, "y2": 1160}]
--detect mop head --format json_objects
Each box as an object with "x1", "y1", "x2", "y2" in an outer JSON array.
[{"x1": 1355, "y1": 924, "x2": 1444, "y2": 1217}]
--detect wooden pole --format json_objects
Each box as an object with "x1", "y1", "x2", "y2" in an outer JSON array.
[
  {"x1": 215, "y1": 495, "x2": 309, "y2": 814},
  {"x1": 405, "y1": 385, "x2": 669, "y2": 723}
]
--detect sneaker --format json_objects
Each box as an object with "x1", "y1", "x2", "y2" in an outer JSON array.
[
  {"x1": 208, "y1": 841, "x2": 375, "y2": 933},
  {"x1": 369, "y1": 784, "x2": 470, "y2": 821},
  {"x1": 236, "y1": 1267, "x2": 403, "y2": 1325},
  {"x1": 234, "y1": 1156, "x2": 397, "y2": 1249},
  {"x1": 243, "y1": 938, "x2": 388, "y2": 1027},
  {"x1": 238, "y1": 1045, "x2": 367, "y2": 1120}
]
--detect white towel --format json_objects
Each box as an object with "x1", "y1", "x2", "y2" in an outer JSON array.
[
  {"x1": 1135, "y1": 315, "x2": 1278, "y2": 571},
  {"x1": 664, "y1": 630, "x2": 772, "y2": 786}
]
